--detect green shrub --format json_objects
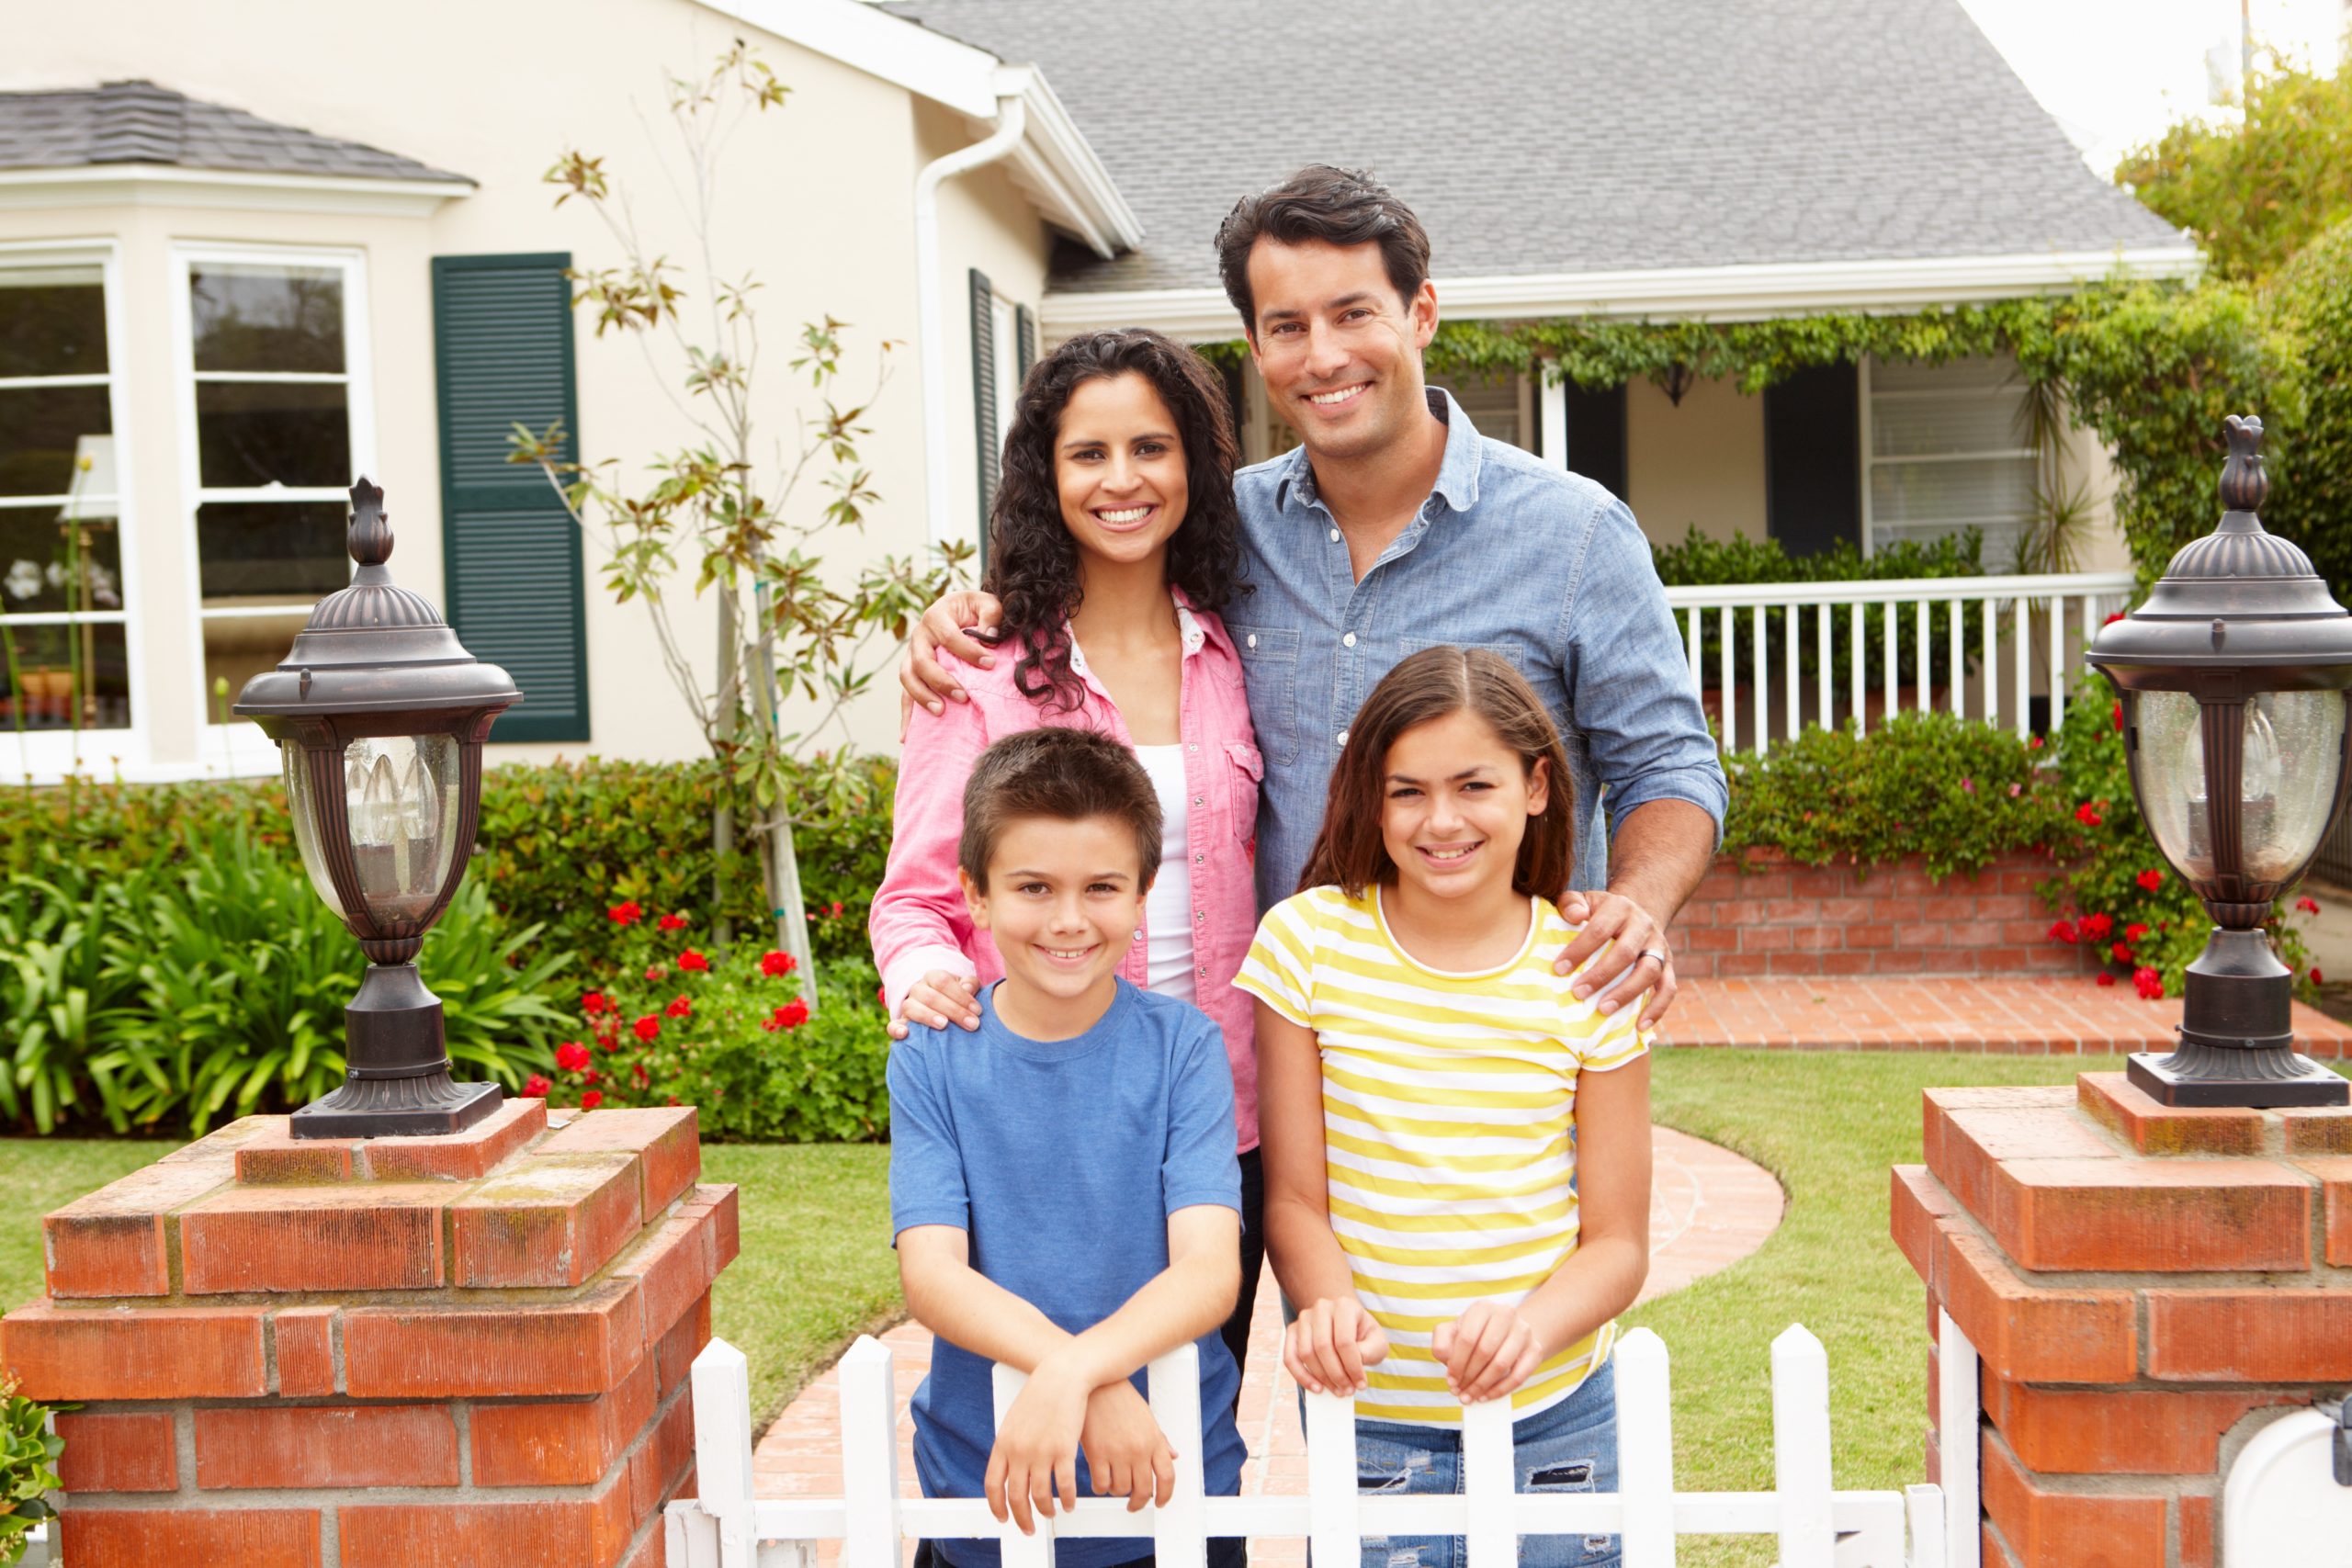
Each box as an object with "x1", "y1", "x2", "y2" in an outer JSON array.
[
  {"x1": 2266, "y1": 216, "x2": 2352, "y2": 603},
  {"x1": 0, "y1": 1388, "x2": 59, "y2": 1565}
]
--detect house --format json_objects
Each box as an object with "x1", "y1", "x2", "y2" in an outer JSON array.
[{"x1": 0, "y1": 0, "x2": 2193, "y2": 785}]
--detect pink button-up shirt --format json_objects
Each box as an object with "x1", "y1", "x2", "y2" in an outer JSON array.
[{"x1": 870, "y1": 594, "x2": 1265, "y2": 1153}]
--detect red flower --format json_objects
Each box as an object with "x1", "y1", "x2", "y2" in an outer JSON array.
[
  {"x1": 1960, "y1": 776, "x2": 1975, "y2": 794},
  {"x1": 2095, "y1": 973, "x2": 2116, "y2": 987},
  {"x1": 608, "y1": 900, "x2": 642, "y2": 926},
  {"x1": 2136, "y1": 869, "x2": 2165, "y2": 893},
  {"x1": 773, "y1": 998, "x2": 810, "y2": 1031},
  {"x1": 2075, "y1": 802, "x2": 2104, "y2": 829},
  {"x1": 633, "y1": 1014, "x2": 661, "y2": 1043},
  {"x1": 665, "y1": 1096, "x2": 680, "y2": 1107},
  {"x1": 2299, "y1": 896, "x2": 2322, "y2": 916},
  {"x1": 645, "y1": 964, "x2": 669, "y2": 982},
  {"x1": 583, "y1": 1068, "x2": 602, "y2": 1085},
  {"x1": 524, "y1": 1073, "x2": 552, "y2": 1097},
  {"x1": 2110, "y1": 942, "x2": 2134, "y2": 964},
  {"x1": 2125, "y1": 923, "x2": 2150, "y2": 943},
  {"x1": 2082, "y1": 912, "x2": 2114, "y2": 941},
  {"x1": 630, "y1": 1062, "x2": 651, "y2": 1089},
  {"x1": 677, "y1": 949, "x2": 710, "y2": 973},
  {"x1": 829, "y1": 901, "x2": 844, "y2": 918},
  {"x1": 555, "y1": 1041, "x2": 591, "y2": 1072},
  {"x1": 760, "y1": 950, "x2": 798, "y2": 977},
  {"x1": 582, "y1": 991, "x2": 608, "y2": 1016},
  {"x1": 665, "y1": 994, "x2": 693, "y2": 1020},
  {"x1": 581, "y1": 1089, "x2": 605, "y2": 1111},
  {"x1": 2049, "y1": 919, "x2": 2078, "y2": 944},
  {"x1": 2134, "y1": 965, "x2": 2165, "y2": 999},
  {"x1": 2104, "y1": 610, "x2": 2128, "y2": 626},
  {"x1": 762, "y1": 1016, "x2": 782, "y2": 1032},
  {"x1": 2112, "y1": 700, "x2": 2123, "y2": 732},
  {"x1": 2314, "y1": 967, "x2": 2327, "y2": 985},
  {"x1": 658, "y1": 912, "x2": 689, "y2": 931},
  {"x1": 876, "y1": 986, "x2": 887, "y2": 1006},
  {"x1": 2026, "y1": 734, "x2": 2044, "y2": 750}
]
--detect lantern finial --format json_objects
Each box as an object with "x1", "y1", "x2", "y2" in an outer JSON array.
[
  {"x1": 348, "y1": 477, "x2": 393, "y2": 569},
  {"x1": 2221, "y1": 414, "x2": 2268, "y2": 514}
]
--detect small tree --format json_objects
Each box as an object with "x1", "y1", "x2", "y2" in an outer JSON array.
[{"x1": 514, "y1": 44, "x2": 967, "y2": 1004}]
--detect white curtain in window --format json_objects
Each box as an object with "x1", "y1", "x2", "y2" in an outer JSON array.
[{"x1": 1866, "y1": 355, "x2": 2036, "y2": 566}]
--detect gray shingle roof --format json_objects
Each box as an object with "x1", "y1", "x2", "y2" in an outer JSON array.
[
  {"x1": 0, "y1": 79, "x2": 469, "y2": 185},
  {"x1": 881, "y1": 0, "x2": 2189, "y2": 294}
]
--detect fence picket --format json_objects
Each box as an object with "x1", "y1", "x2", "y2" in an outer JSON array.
[
  {"x1": 1937, "y1": 1311, "x2": 1982, "y2": 1568},
  {"x1": 2049, "y1": 596, "x2": 2065, "y2": 733},
  {"x1": 1613, "y1": 1329, "x2": 1677, "y2": 1568},
  {"x1": 685, "y1": 1338, "x2": 759, "y2": 1568},
  {"x1": 1462, "y1": 1395, "x2": 1514, "y2": 1568},
  {"x1": 989, "y1": 1365, "x2": 1057, "y2": 1568},
  {"x1": 1905, "y1": 1483, "x2": 1948, "y2": 1568},
  {"x1": 1914, "y1": 600, "x2": 1929, "y2": 714},
  {"x1": 841, "y1": 1337, "x2": 906, "y2": 1568},
  {"x1": 1849, "y1": 603, "x2": 1864, "y2": 738},
  {"x1": 1784, "y1": 603, "x2": 1801, "y2": 743},
  {"x1": 1980, "y1": 596, "x2": 1997, "y2": 727},
  {"x1": 1306, "y1": 1390, "x2": 1361, "y2": 1568},
  {"x1": 1148, "y1": 1345, "x2": 1208, "y2": 1568},
  {"x1": 1816, "y1": 604, "x2": 1832, "y2": 731},
  {"x1": 1752, "y1": 605, "x2": 1771, "y2": 758},
  {"x1": 1948, "y1": 600, "x2": 1963, "y2": 720},
  {"x1": 2013, "y1": 597, "x2": 2029, "y2": 739},
  {"x1": 1719, "y1": 605, "x2": 1736, "y2": 751},
  {"x1": 1771, "y1": 1325, "x2": 1837, "y2": 1567}
]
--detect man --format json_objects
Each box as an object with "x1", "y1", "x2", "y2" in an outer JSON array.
[{"x1": 901, "y1": 164, "x2": 1725, "y2": 1030}]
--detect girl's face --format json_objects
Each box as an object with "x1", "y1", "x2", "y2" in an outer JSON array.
[
  {"x1": 1055, "y1": 372, "x2": 1190, "y2": 577},
  {"x1": 1379, "y1": 707, "x2": 1550, "y2": 900}
]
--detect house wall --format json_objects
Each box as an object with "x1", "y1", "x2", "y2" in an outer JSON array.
[
  {"x1": 1625, "y1": 373, "x2": 1768, "y2": 547},
  {"x1": 3, "y1": 0, "x2": 1047, "y2": 780}
]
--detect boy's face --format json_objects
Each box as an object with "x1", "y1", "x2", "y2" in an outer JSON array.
[
  {"x1": 960, "y1": 814, "x2": 1149, "y2": 1021},
  {"x1": 1245, "y1": 236, "x2": 1439, "y2": 466}
]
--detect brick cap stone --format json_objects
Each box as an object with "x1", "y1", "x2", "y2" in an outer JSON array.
[{"x1": 234, "y1": 1098, "x2": 546, "y2": 1184}]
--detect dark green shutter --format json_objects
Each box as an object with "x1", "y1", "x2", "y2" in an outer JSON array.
[
  {"x1": 1015, "y1": 303, "x2": 1037, "y2": 383},
  {"x1": 1765, "y1": 363, "x2": 1861, "y2": 558},
  {"x1": 1565, "y1": 383, "x2": 1629, "y2": 502},
  {"x1": 432, "y1": 254, "x2": 588, "y2": 742}
]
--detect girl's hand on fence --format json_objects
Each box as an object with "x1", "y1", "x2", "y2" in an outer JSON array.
[
  {"x1": 1432, "y1": 1302, "x2": 1544, "y2": 1405},
  {"x1": 1080, "y1": 1381, "x2": 1177, "y2": 1512},
  {"x1": 1283, "y1": 1296, "x2": 1389, "y2": 1396},
  {"x1": 888, "y1": 972, "x2": 983, "y2": 1039},
  {"x1": 986, "y1": 1362, "x2": 1087, "y2": 1533}
]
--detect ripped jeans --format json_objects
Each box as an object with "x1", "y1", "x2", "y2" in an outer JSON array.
[{"x1": 1351, "y1": 1359, "x2": 1619, "y2": 1568}]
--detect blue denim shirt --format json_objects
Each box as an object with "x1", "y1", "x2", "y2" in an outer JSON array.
[{"x1": 1225, "y1": 389, "x2": 1727, "y2": 912}]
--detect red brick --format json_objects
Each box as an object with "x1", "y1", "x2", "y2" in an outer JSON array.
[
  {"x1": 232, "y1": 1121, "x2": 358, "y2": 1184},
  {"x1": 2146, "y1": 1289, "x2": 2352, "y2": 1381},
  {"x1": 1845, "y1": 923, "x2": 1898, "y2": 950},
  {"x1": 58, "y1": 1507, "x2": 320, "y2": 1567},
  {"x1": 1740, "y1": 925, "x2": 1794, "y2": 952},
  {"x1": 2075, "y1": 1072, "x2": 2266, "y2": 1156},
  {"x1": 1791, "y1": 925, "x2": 1843, "y2": 951},
  {"x1": 702, "y1": 1185, "x2": 739, "y2": 1270},
  {"x1": 2, "y1": 1300, "x2": 267, "y2": 1399},
  {"x1": 343, "y1": 1279, "x2": 644, "y2": 1398},
  {"x1": 364, "y1": 1096, "x2": 548, "y2": 1180},
  {"x1": 1993, "y1": 1156, "x2": 2310, "y2": 1272},
  {"x1": 197, "y1": 1404, "x2": 459, "y2": 1489},
  {"x1": 1792, "y1": 869, "x2": 1847, "y2": 897},
  {"x1": 1933, "y1": 1225, "x2": 2136, "y2": 1384},
  {"x1": 341, "y1": 1470, "x2": 635, "y2": 1568},
  {"x1": 1714, "y1": 953, "x2": 1770, "y2": 977},
  {"x1": 1681, "y1": 926, "x2": 1738, "y2": 953},
  {"x1": 274, "y1": 1304, "x2": 336, "y2": 1396},
  {"x1": 613, "y1": 1202, "x2": 719, "y2": 1347},
  {"x1": 539, "y1": 1107, "x2": 702, "y2": 1217},
  {"x1": 54, "y1": 1411, "x2": 176, "y2": 1493},
  {"x1": 626, "y1": 1517, "x2": 670, "y2": 1568},
  {"x1": 1766, "y1": 951, "x2": 1825, "y2": 976},
  {"x1": 2284, "y1": 1103, "x2": 2352, "y2": 1155},
  {"x1": 42, "y1": 1157, "x2": 234, "y2": 1298},
  {"x1": 2180, "y1": 1495, "x2": 2214, "y2": 1568},
  {"x1": 1890, "y1": 1166, "x2": 1957, "y2": 1280},
  {"x1": 1819, "y1": 951, "x2": 1876, "y2": 976},
  {"x1": 1978, "y1": 1432, "x2": 2166, "y2": 1567},
  {"x1": 1980, "y1": 1375, "x2": 2285, "y2": 1473},
  {"x1": 655, "y1": 1290, "x2": 714, "y2": 1397},
  {"x1": 629, "y1": 1390, "x2": 696, "y2": 1518},
  {"x1": 474, "y1": 1357, "x2": 658, "y2": 1487},
  {"x1": 182, "y1": 1183, "x2": 447, "y2": 1292},
  {"x1": 453, "y1": 1152, "x2": 642, "y2": 1289},
  {"x1": 2297, "y1": 1156, "x2": 2352, "y2": 1264}
]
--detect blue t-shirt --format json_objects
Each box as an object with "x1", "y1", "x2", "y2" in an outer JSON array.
[{"x1": 888, "y1": 978, "x2": 1247, "y2": 1568}]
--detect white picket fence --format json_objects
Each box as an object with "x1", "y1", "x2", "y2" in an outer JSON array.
[
  {"x1": 665, "y1": 1313, "x2": 1986, "y2": 1568},
  {"x1": 1664, "y1": 570, "x2": 2135, "y2": 755}
]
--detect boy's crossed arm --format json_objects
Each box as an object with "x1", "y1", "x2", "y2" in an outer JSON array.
[{"x1": 899, "y1": 1205, "x2": 1241, "y2": 1535}]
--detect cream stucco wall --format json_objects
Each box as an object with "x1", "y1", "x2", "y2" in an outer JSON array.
[
  {"x1": 1, "y1": 0, "x2": 1054, "y2": 780},
  {"x1": 1625, "y1": 373, "x2": 1768, "y2": 547}
]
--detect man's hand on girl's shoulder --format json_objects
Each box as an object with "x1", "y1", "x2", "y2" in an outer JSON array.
[{"x1": 1554, "y1": 888, "x2": 1675, "y2": 1032}]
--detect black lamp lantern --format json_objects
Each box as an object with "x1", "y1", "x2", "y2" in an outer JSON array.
[
  {"x1": 2086, "y1": 416, "x2": 2352, "y2": 1108},
  {"x1": 234, "y1": 479, "x2": 523, "y2": 1137}
]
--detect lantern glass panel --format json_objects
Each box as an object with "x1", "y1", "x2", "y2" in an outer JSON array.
[
  {"x1": 2135, "y1": 688, "x2": 2348, "y2": 883},
  {"x1": 285, "y1": 734, "x2": 462, "y2": 926}
]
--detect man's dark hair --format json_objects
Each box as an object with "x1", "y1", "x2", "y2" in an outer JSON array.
[
  {"x1": 1214, "y1": 164, "x2": 1432, "y2": 334},
  {"x1": 959, "y1": 728, "x2": 1163, "y2": 891}
]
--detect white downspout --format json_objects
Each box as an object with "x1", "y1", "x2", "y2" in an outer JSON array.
[{"x1": 915, "y1": 90, "x2": 1027, "y2": 550}]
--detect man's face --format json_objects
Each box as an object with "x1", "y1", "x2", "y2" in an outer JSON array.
[{"x1": 1245, "y1": 237, "x2": 1439, "y2": 466}]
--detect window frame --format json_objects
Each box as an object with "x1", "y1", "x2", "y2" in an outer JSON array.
[
  {"x1": 0, "y1": 237, "x2": 144, "y2": 778},
  {"x1": 169, "y1": 241, "x2": 377, "y2": 768},
  {"x1": 1859, "y1": 353, "x2": 2038, "y2": 560}
]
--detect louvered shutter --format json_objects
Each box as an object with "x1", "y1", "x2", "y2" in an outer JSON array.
[
  {"x1": 1765, "y1": 363, "x2": 1861, "y2": 558},
  {"x1": 969, "y1": 270, "x2": 999, "y2": 536},
  {"x1": 432, "y1": 254, "x2": 588, "y2": 742},
  {"x1": 1015, "y1": 303, "x2": 1037, "y2": 382}
]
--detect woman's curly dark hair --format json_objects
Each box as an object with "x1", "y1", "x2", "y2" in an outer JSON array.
[{"x1": 984, "y1": 328, "x2": 1248, "y2": 713}]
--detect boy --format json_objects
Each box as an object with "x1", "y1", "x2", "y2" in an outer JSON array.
[{"x1": 889, "y1": 727, "x2": 1248, "y2": 1568}]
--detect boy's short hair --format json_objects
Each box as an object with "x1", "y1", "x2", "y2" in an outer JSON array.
[
  {"x1": 959, "y1": 728, "x2": 1163, "y2": 891},
  {"x1": 1214, "y1": 164, "x2": 1432, "y2": 334}
]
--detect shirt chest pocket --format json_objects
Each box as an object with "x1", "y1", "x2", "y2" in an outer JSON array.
[
  {"x1": 1227, "y1": 625, "x2": 1299, "y2": 766},
  {"x1": 1224, "y1": 741, "x2": 1264, "y2": 858}
]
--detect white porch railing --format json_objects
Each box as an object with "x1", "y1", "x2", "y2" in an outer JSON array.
[
  {"x1": 667, "y1": 1314, "x2": 1986, "y2": 1568},
  {"x1": 1664, "y1": 570, "x2": 2136, "y2": 755}
]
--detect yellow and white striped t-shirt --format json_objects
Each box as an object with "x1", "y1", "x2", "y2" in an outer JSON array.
[{"x1": 1235, "y1": 885, "x2": 1649, "y2": 1427}]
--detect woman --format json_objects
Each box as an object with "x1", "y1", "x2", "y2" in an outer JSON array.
[{"x1": 870, "y1": 327, "x2": 1267, "y2": 1382}]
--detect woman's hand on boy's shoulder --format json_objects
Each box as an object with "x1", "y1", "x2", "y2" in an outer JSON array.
[
  {"x1": 1283, "y1": 1295, "x2": 1388, "y2": 1396},
  {"x1": 888, "y1": 971, "x2": 984, "y2": 1040},
  {"x1": 1080, "y1": 1381, "x2": 1177, "y2": 1514}
]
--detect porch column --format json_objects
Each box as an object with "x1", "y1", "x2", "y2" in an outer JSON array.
[
  {"x1": 2, "y1": 1102, "x2": 735, "y2": 1566},
  {"x1": 1893, "y1": 1075, "x2": 2352, "y2": 1567},
  {"x1": 1538, "y1": 374, "x2": 1567, "y2": 472}
]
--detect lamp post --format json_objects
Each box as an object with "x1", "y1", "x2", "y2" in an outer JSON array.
[
  {"x1": 2087, "y1": 415, "x2": 2352, "y2": 1108},
  {"x1": 234, "y1": 479, "x2": 522, "y2": 1137}
]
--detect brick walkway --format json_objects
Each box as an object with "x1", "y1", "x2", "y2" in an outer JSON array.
[
  {"x1": 1659, "y1": 975, "x2": 2352, "y2": 1055},
  {"x1": 749, "y1": 1126, "x2": 1783, "y2": 1561}
]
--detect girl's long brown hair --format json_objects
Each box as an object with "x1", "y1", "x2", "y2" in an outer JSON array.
[{"x1": 1297, "y1": 646, "x2": 1576, "y2": 900}]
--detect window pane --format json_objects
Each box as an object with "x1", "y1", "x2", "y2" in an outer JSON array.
[
  {"x1": 195, "y1": 382, "x2": 351, "y2": 489},
  {"x1": 0, "y1": 266, "x2": 107, "y2": 379},
  {"x1": 0, "y1": 621, "x2": 130, "y2": 731},
  {"x1": 1871, "y1": 454, "x2": 2036, "y2": 525},
  {"x1": 0, "y1": 386, "x2": 111, "y2": 499},
  {"x1": 190, "y1": 264, "x2": 345, "y2": 373},
  {"x1": 204, "y1": 610, "x2": 308, "y2": 721},
  {"x1": 1872, "y1": 394, "x2": 2030, "y2": 457},
  {"x1": 0, "y1": 504, "x2": 123, "y2": 615},
  {"x1": 198, "y1": 502, "x2": 349, "y2": 603}
]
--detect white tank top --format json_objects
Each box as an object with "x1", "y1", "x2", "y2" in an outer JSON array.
[{"x1": 1133, "y1": 744, "x2": 1197, "y2": 1002}]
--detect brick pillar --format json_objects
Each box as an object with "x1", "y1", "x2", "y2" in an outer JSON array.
[
  {"x1": 0, "y1": 1100, "x2": 737, "y2": 1568},
  {"x1": 1892, "y1": 1074, "x2": 2352, "y2": 1568}
]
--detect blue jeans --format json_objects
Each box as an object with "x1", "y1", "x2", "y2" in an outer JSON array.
[{"x1": 1351, "y1": 1360, "x2": 1620, "y2": 1568}]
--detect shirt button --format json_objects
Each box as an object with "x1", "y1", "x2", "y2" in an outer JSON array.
[
  {"x1": 1342, "y1": 632, "x2": 1357, "y2": 648},
  {"x1": 1197, "y1": 965, "x2": 1207, "y2": 976},
  {"x1": 1247, "y1": 633, "x2": 1257, "y2": 649},
  {"x1": 1196, "y1": 910, "x2": 1205, "y2": 922},
  {"x1": 1328, "y1": 527, "x2": 1340, "y2": 543},
  {"x1": 1194, "y1": 852, "x2": 1204, "y2": 864},
  {"x1": 1193, "y1": 795, "x2": 1203, "y2": 807},
  {"x1": 1337, "y1": 728, "x2": 1351, "y2": 745}
]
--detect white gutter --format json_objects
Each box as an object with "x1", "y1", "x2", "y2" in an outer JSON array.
[{"x1": 916, "y1": 92, "x2": 1026, "y2": 550}]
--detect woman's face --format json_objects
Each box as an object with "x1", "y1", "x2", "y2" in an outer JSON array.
[{"x1": 1054, "y1": 372, "x2": 1190, "y2": 577}]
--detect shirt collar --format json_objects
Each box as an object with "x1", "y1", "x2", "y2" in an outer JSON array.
[
  {"x1": 1272, "y1": 387, "x2": 1486, "y2": 517},
  {"x1": 1065, "y1": 588, "x2": 1207, "y2": 681}
]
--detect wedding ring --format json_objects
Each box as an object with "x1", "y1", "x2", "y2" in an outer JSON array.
[{"x1": 1635, "y1": 949, "x2": 1669, "y2": 968}]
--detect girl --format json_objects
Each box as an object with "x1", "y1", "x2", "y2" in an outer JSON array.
[
  {"x1": 1238, "y1": 646, "x2": 1652, "y2": 1568},
  {"x1": 870, "y1": 327, "x2": 1269, "y2": 1382}
]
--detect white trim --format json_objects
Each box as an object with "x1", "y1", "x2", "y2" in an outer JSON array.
[
  {"x1": 1043, "y1": 246, "x2": 2208, "y2": 344},
  {"x1": 916, "y1": 95, "x2": 1027, "y2": 551},
  {"x1": 1538, "y1": 378, "x2": 1567, "y2": 473},
  {"x1": 987, "y1": 66, "x2": 1144, "y2": 258},
  {"x1": 0, "y1": 164, "x2": 471, "y2": 218}
]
